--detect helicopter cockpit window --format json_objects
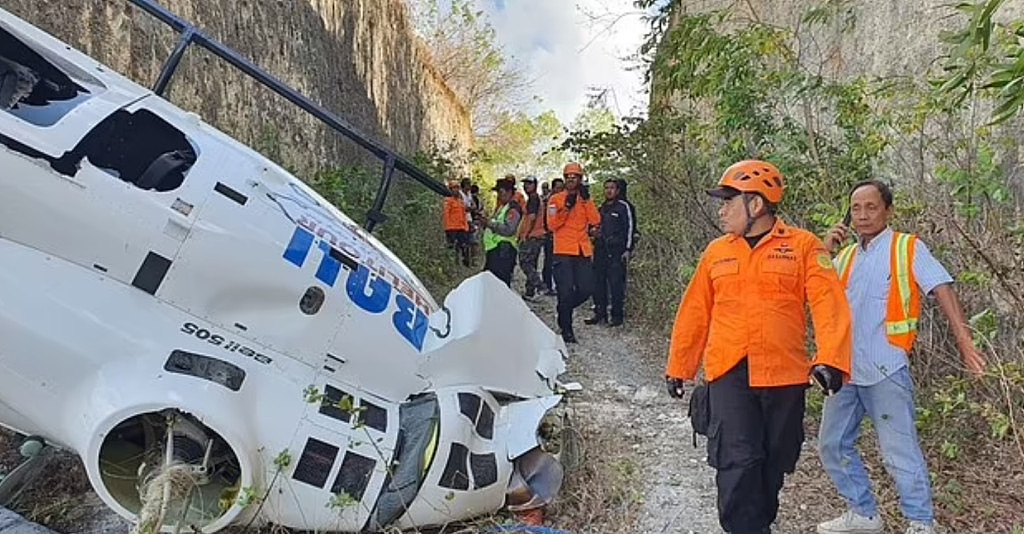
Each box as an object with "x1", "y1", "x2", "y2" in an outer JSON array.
[
  {"x1": 1, "y1": 27, "x2": 91, "y2": 126},
  {"x1": 51, "y1": 108, "x2": 198, "y2": 192}
]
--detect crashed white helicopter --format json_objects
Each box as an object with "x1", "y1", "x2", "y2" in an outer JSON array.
[{"x1": 0, "y1": 1, "x2": 576, "y2": 532}]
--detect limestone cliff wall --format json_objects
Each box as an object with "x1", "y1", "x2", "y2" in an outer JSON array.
[
  {"x1": 660, "y1": 0, "x2": 1024, "y2": 91},
  {"x1": 0, "y1": 0, "x2": 473, "y2": 177},
  {"x1": 652, "y1": 0, "x2": 1024, "y2": 197}
]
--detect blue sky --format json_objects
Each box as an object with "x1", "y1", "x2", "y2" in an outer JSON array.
[{"x1": 477, "y1": 0, "x2": 655, "y2": 124}]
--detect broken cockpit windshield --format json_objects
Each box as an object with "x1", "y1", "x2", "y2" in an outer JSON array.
[{"x1": 0, "y1": 25, "x2": 92, "y2": 126}]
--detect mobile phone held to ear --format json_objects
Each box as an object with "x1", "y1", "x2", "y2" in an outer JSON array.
[{"x1": 842, "y1": 208, "x2": 852, "y2": 227}]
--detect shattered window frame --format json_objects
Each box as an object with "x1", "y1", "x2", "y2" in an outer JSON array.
[{"x1": 0, "y1": 25, "x2": 104, "y2": 127}]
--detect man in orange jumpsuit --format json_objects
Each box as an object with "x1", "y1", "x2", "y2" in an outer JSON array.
[
  {"x1": 442, "y1": 180, "x2": 470, "y2": 266},
  {"x1": 547, "y1": 162, "x2": 601, "y2": 343},
  {"x1": 665, "y1": 160, "x2": 853, "y2": 534}
]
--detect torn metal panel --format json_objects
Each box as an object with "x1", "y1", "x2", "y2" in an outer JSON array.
[
  {"x1": 419, "y1": 274, "x2": 568, "y2": 398},
  {"x1": 500, "y1": 395, "x2": 563, "y2": 460},
  {"x1": 366, "y1": 394, "x2": 439, "y2": 529},
  {"x1": 389, "y1": 387, "x2": 512, "y2": 530}
]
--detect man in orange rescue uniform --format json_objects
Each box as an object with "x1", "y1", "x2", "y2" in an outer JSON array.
[
  {"x1": 442, "y1": 180, "x2": 470, "y2": 267},
  {"x1": 665, "y1": 160, "x2": 853, "y2": 534},
  {"x1": 547, "y1": 162, "x2": 601, "y2": 343}
]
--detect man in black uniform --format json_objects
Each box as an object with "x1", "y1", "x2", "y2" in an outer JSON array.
[
  {"x1": 585, "y1": 180, "x2": 630, "y2": 323},
  {"x1": 616, "y1": 178, "x2": 640, "y2": 251},
  {"x1": 586, "y1": 179, "x2": 635, "y2": 327}
]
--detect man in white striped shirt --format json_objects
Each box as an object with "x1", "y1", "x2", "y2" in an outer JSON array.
[{"x1": 816, "y1": 180, "x2": 986, "y2": 534}]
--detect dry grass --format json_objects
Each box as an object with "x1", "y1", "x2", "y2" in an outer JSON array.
[
  {"x1": 0, "y1": 428, "x2": 114, "y2": 532},
  {"x1": 783, "y1": 383, "x2": 1024, "y2": 534},
  {"x1": 543, "y1": 415, "x2": 644, "y2": 534}
]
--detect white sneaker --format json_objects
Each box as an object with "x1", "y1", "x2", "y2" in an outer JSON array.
[
  {"x1": 817, "y1": 510, "x2": 885, "y2": 533},
  {"x1": 905, "y1": 521, "x2": 936, "y2": 534}
]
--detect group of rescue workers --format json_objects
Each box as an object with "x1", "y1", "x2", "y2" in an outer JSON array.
[
  {"x1": 442, "y1": 162, "x2": 637, "y2": 343},
  {"x1": 666, "y1": 160, "x2": 987, "y2": 534},
  {"x1": 446, "y1": 157, "x2": 988, "y2": 534}
]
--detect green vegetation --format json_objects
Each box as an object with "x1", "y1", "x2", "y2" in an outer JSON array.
[
  {"x1": 408, "y1": 0, "x2": 532, "y2": 136},
  {"x1": 306, "y1": 150, "x2": 473, "y2": 299}
]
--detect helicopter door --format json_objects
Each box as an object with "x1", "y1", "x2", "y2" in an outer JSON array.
[{"x1": 155, "y1": 162, "x2": 348, "y2": 369}]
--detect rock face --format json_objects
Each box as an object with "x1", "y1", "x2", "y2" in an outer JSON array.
[
  {"x1": 651, "y1": 0, "x2": 1024, "y2": 199},
  {"x1": 0, "y1": 507, "x2": 56, "y2": 534},
  {"x1": 0, "y1": 0, "x2": 473, "y2": 176},
  {"x1": 664, "y1": 0, "x2": 1024, "y2": 82}
]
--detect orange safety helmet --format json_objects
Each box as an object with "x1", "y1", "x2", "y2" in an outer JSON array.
[
  {"x1": 708, "y1": 159, "x2": 785, "y2": 204},
  {"x1": 563, "y1": 162, "x2": 584, "y2": 177}
]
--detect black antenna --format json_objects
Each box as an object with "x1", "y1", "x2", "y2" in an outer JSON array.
[{"x1": 125, "y1": 0, "x2": 452, "y2": 232}]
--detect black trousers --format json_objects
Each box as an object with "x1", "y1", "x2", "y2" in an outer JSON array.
[
  {"x1": 707, "y1": 360, "x2": 806, "y2": 534},
  {"x1": 553, "y1": 254, "x2": 594, "y2": 336},
  {"x1": 541, "y1": 236, "x2": 554, "y2": 290},
  {"x1": 484, "y1": 242, "x2": 517, "y2": 287},
  {"x1": 592, "y1": 247, "x2": 626, "y2": 320},
  {"x1": 445, "y1": 230, "x2": 470, "y2": 266}
]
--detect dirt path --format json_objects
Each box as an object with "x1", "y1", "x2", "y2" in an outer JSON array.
[
  {"x1": 525, "y1": 294, "x2": 722, "y2": 533},
  {"x1": 525, "y1": 291, "x2": 844, "y2": 534}
]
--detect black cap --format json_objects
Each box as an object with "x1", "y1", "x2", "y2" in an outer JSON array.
[
  {"x1": 707, "y1": 185, "x2": 742, "y2": 199},
  {"x1": 492, "y1": 178, "x2": 515, "y2": 192}
]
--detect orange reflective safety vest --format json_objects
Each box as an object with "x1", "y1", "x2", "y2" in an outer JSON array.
[
  {"x1": 519, "y1": 193, "x2": 547, "y2": 241},
  {"x1": 546, "y1": 190, "x2": 601, "y2": 257},
  {"x1": 666, "y1": 219, "x2": 852, "y2": 387},
  {"x1": 442, "y1": 196, "x2": 469, "y2": 231},
  {"x1": 513, "y1": 191, "x2": 527, "y2": 214},
  {"x1": 834, "y1": 232, "x2": 921, "y2": 352}
]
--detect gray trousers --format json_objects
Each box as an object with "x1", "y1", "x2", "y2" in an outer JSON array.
[{"x1": 518, "y1": 237, "x2": 545, "y2": 293}]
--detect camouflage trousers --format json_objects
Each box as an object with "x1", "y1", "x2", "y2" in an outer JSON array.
[{"x1": 518, "y1": 237, "x2": 545, "y2": 295}]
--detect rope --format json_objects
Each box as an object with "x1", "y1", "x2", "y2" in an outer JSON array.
[{"x1": 132, "y1": 463, "x2": 199, "y2": 534}]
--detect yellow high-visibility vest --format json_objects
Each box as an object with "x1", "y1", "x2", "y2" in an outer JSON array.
[{"x1": 482, "y1": 204, "x2": 519, "y2": 252}]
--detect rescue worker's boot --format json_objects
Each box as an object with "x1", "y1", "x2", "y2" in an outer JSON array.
[
  {"x1": 816, "y1": 510, "x2": 884, "y2": 534},
  {"x1": 584, "y1": 313, "x2": 606, "y2": 325},
  {"x1": 608, "y1": 316, "x2": 623, "y2": 327},
  {"x1": 557, "y1": 310, "x2": 577, "y2": 344}
]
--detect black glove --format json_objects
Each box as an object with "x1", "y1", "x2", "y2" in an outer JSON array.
[
  {"x1": 811, "y1": 364, "x2": 843, "y2": 396},
  {"x1": 666, "y1": 376, "x2": 686, "y2": 399},
  {"x1": 565, "y1": 192, "x2": 578, "y2": 210},
  {"x1": 579, "y1": 184, "x2": 590, "y2": 201}
]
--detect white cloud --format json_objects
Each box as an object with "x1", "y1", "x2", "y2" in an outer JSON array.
[{"x1": 480, "y1": 0, "x2": 651, "y2": 124}]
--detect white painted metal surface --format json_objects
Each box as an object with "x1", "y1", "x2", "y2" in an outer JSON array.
[{"x1": 0, "y1": 6, "x2": 573, "y2": 533}]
